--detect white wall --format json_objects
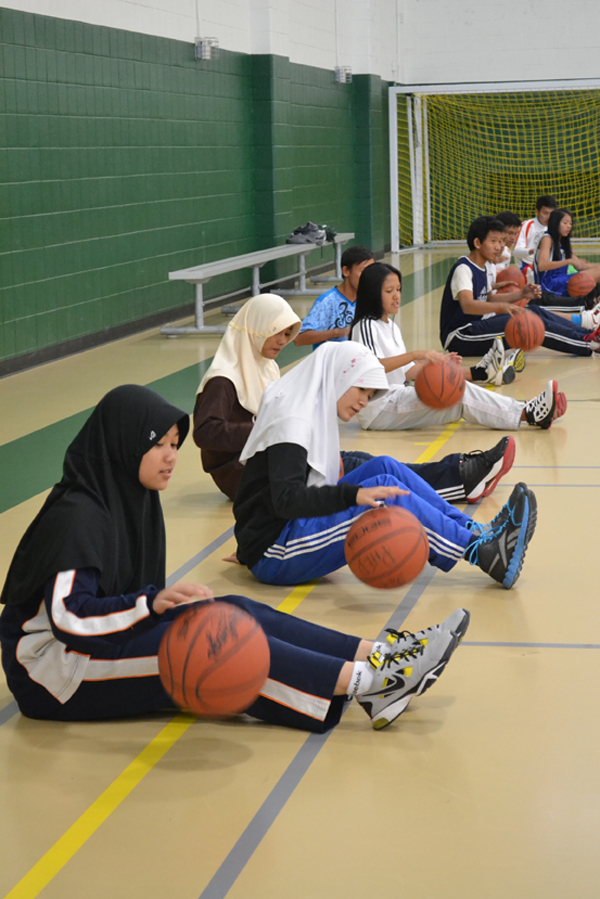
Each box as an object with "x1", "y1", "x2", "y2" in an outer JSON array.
[
  {"x1": 399, "y1": 0, "x2": 600, "y2": 84},
  {"x1": 3, "y1": 0, "x2": 600, "y2": 83}
]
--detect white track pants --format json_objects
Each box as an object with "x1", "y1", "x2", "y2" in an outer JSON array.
[{"x1": 361, "y1": 382, "x2": 524, "y2": 431}]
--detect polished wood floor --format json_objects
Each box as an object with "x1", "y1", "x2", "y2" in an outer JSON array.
[{"x1": 2, "y1": 249, "x2": 600, "y2": 899}]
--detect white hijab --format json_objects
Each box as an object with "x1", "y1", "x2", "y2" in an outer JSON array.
[
  {"x1": 240, "y1": 341, "x2": 389, "y2": 487},
  {"x1": 196, "y1": 294, "x2": 302, "y2": 415}
]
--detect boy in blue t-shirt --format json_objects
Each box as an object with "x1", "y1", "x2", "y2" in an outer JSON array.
[
  {"x1": 439, "y1": 215, "x2": 600, "y2": 359},
  {"x1": 295, "y1": 245, "x2": 374, "y2": 349}
]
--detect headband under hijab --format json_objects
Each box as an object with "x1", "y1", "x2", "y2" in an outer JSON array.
[
  {"x1": 239, "y1": 341, "x2": 388, "y2": 487},
  {"x1": 1, "y1": 385, "x2": 189, "y2": 607},
  {"x1": 197, "y1": 293, "x2": 302, "y2": 415}
]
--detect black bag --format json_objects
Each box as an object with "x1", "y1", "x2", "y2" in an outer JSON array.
[{"x1": 286, "y1": 222, "x2": 327, "y2": 245}]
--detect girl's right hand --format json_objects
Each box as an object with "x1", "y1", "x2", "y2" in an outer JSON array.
[
  {"x1": 153, "y1": 582, "x2": 215, "y2": 615},
  {"x1": 356, "y1": 486, "x2": 409, "y2": 508}
]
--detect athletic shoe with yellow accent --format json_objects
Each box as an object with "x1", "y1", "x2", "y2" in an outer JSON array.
[
  {"x1": 383, "y1": 608, "x2": 471, "y2": 654},
  {"x1": 504, "y1": 347, "x2": 526, "y2": 375},
  {"x1": 357, "y1": 629, "x2": 460, "y2": 730}
]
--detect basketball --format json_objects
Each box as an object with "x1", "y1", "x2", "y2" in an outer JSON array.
[
  {"x1": 339, "y1": 454, "x2": 344, "y2": 481},
  {"x1": 414, "y1": 357, "x2": 465, "y2": 409},
  {"x1": 567, "y1": 271, "x2": 596, "y2": 297},
  {"x1": 496, "y1": 265, "x2": 526, "y2": 291},
  {"x1": 345, "y1": 505, "x2": 429, "y2": 589},
  {"x1": 504, "y1": 310, "x2": 545, "y2": 352},
  {"x1": 158, "y1": 602, "x2": 270, "y2": 717}
]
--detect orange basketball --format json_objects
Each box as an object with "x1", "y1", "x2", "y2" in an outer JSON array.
[
  {"x1": 158, "y1": 602, "x2": 270, "y2": 717},
  {"x1": 345, "y1": 505, "x2": 429, "y2": 589},
  {"x1": 414, "y1": 357, "x2": 465, "y2": 409},
  {"x1": 496, "y1": 266, "x2": 526, "y2": 291},
  {"x1": 339, "y1": 455, "x2": 344, "y2": 481},
  {"x1": 504, "y1": 310, "x2": 545, "y2": 352},
  {"x1": 567, "y1": 271, "x2": 596, "y2": 297}
]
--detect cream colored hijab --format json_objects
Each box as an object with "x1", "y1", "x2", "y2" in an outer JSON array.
[{"x1": 196, "y1": 294, "x2": 301, "y2": 415}]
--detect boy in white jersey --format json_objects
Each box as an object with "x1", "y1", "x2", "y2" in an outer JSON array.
[{"x1": 513, "y1": 194, "x2": 557, "y2": 280}]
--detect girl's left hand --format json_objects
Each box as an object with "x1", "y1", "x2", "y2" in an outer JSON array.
[
  {"x1": 445, "y1": 351, "x2": 463, "y2": 365},
  {"x1": 153, "y1": 582, "x2": 215, "y2": 614},
  {"x1": 356, "y1": 485, "x2": 409, "y2": 507}
]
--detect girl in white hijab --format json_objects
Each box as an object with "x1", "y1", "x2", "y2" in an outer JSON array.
[
  {"x1": 233, "y1": 341, "x2": 537, "y2": 591},
  {"x1": 193, "y1": 294, "x2": 301, "y2": 499}
]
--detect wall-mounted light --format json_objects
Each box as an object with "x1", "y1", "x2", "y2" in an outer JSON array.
[
  {"x1": 335, "y1": 66, "x2": 352, "y2": 83},
  {"x1": 195, "y1": 37, "x2": 219, "y2": 60}
]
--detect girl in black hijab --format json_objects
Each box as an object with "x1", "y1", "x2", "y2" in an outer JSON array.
[{"x1": 0, "y1": 385, "x2": 466, "y2": 731}]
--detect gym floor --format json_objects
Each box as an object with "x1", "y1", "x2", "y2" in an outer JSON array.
[{"x1": 2, "y1": 247, "x2": 600, "y2": 899}]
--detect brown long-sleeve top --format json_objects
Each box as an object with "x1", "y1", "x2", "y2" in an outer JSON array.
[{"x1": 192, "y1": 377, "x2": 254, "y2": 501}]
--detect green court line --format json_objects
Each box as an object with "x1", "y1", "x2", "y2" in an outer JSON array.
[
  {"x1": 0, "y1": 258, "x2": 454, "y2": 516},
  {"x1": 0, "y1": 341, "x2": 311, "y2": 515}
]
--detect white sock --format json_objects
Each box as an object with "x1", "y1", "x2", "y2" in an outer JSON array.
[
  {"x1": 371, "y1": 640, "x2": 385, "y2": 656},
  {"x1": 346, "y1": 661, "x2": 374, "y2": 698}
]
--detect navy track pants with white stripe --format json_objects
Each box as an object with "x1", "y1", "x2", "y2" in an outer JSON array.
[
  {"x1": 341, "y1": 449, "x2": 465, "y2": 503},
  {"x1": 251, "y1": 456, "x2": 473, "y2": 587},
  {"x1": 446, "y1": 306, "x2": 594, "y2": 357},
  {"x1": 11, "y1": 595, "x2": 359, "y2": 733}
]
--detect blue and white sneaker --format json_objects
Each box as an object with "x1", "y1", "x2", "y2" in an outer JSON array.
[{"x1": 463, "y1": 483, "x2": 537, "y2": 589}]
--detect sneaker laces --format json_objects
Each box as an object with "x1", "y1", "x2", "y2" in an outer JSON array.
[
  {"x1": 369, "y1": 643, "x2": 425, "y2": 670},
  {"x1": 462, "y1": 508, "x2": 515, "y2": 565},
  {"x1": 384, "y1": 628, "x2": 417, "y2": 646},
  {"x1": 584, "y1": 324, "x2": 600, "y2": 344}
]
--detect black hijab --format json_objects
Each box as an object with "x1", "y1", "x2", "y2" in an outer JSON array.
[{"x1": 1, "y1": 385, "x2": 189, "y2": 606}]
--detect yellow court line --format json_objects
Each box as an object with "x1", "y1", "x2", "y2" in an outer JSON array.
[
  {"x1": 5, "y1": 713, "x2": 195, "y2": 899},
  {"x1": 414, "y1": 421, "x2": 462, "y2": 464},
  {"x1": 276, "y1": 581, "x2": 318, "y2": 614},
  {"x1": 6, "y1": 423, "x2": 462, "y2": 898}
]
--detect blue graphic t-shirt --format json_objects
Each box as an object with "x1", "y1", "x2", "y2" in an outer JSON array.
[{"x1": 299, "y1": 287, "x2": 356, "y2": 350}]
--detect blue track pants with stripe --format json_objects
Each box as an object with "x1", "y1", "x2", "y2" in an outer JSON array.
[{"x1": 251, "y1": 456, "x2": 474, "y2": 587}]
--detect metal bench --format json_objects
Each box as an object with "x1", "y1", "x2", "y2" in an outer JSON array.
[{"x1": 161, "y1": 232, "x2": 354, "y2": 336}]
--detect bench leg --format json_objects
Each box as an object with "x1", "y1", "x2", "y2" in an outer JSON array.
[{"x1": 160, "y1": 282, "x2": 226, "y2": 336}]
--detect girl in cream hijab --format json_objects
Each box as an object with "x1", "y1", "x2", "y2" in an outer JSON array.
[{"x1": 193, "y1": 294, "x2": 301, "y2": 500}]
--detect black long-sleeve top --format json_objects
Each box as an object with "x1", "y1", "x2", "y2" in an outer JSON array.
[
  {"x1": 192, "y1": 377, "x2": 254, "y2": 500},
  {"x1": 233, "y1": 443, "x2": 360, "y2": 568}
]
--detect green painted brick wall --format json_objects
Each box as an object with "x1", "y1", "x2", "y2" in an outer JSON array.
[{"x1": 0, "y1": 7, "x2": 391, "y2": 368}]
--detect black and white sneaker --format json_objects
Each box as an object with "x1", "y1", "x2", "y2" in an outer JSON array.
[
  {"x1": 464, "y1": 484, "x2": 537, "y2": 589},
  {"x1": 524, "y1": 380, "x2": 557, "y2": 429},
  {"x1": 460, "y1": 436, "x2": 516, "y2": 503}
]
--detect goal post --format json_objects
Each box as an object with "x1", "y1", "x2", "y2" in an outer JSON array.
[{"x1": 389, "y1": 79, "x2": 600, "y2": 251}]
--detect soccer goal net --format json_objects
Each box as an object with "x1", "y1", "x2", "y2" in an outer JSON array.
[{"x1": 389, "y1": 82, "x2": 600, "y2": 250}]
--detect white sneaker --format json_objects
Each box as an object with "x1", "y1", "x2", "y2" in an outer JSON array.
[
  {"x1": 580, "y1": 302, "x2": 600, "y2": 331},
  {"x1": 474, "y1": 337, "x2": 505, "y2": 385}
]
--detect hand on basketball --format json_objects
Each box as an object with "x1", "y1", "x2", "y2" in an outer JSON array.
[
  {"x1": 445, "y1": 351, "x2": 463, "y2": 365},
  {"x1": 356, "y1": 486, "x2": 409, "y2": 508},
  {"x1": 420, "y1": 349, "x2": 446, "y2": 365},
  {"x1": 153, "y1": 582, "x2": 215, "y2": 614},
  {"x1": 497, "y1": 302, "x2": 524, "y2": 316}
]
